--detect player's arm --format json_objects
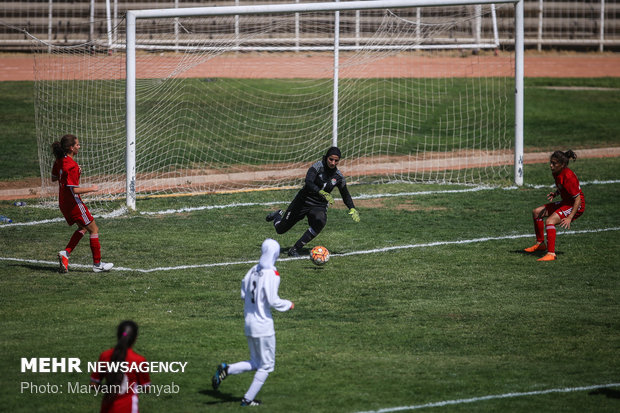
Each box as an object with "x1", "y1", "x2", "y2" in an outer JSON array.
[
  {"x1": 72, "y1": 185, "x2": 99, "y2": 195},
  {"x1": 560, "y1": 195, "x2": 581, "y2": 229},
  {"x1": 51, "y1": 163, "x2": 59, "y2": 182},
  {"x1": 546, "y1": 189, "x2": 559, "y2": 201},
  {"x1": 337, "y1": 181, "x2": 355, "y2": 210},
  {"x1": 303, "y1": 165, "x2": 322, "y2": 194},
  {"x1": 265, "y1": 273, "x2": 294, "y2": 312},
  {"x1": 66, "y1": 163, "x2": 99, "y2": 194},
  {"x1": 89, "y1": 353, "x2": 105, "y2": 387},
  {"x1": 240, "y1": 267, "x2": 254, "y2": 300},
  {"x1": 338, "y1": 180, "x2": 360, "y2": 222}
]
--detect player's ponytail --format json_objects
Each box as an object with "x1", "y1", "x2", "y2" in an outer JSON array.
[
  {"x1": 563, "y1": 149, "x2": 577, "y2": 162},
  {"x1": 103, "y1": 320, "x2": 138, "y2": 400},
  {"x1": 550, "y1": 149, "x2": 577, "y2": 167},
  {"x1": 50, "y1": 134, "x2": 77, "y2": 160}
]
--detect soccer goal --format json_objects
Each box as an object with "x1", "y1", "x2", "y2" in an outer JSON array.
[{"x1": 34, "y1": 0, "x2": 524, "y2": 211}]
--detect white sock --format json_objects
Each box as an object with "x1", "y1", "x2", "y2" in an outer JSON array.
[
  {"x1": 227, "y1": 361, "x2": 253, "y2": 375},
  {"x1": 244, "y1": 370, "x2": 269, "y2": 401}
]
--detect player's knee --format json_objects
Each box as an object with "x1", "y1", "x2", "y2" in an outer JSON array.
[
  {"x1": 258, "y1": 363, "x2": 274, "y2": 374},
  {"x1": 308, "y1": 214, "x2": 326, "y2": 232}
]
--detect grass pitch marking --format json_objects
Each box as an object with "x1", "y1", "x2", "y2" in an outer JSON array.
[
  {"x1": 354, "y1": 382, "x2": 620, "y2": 413},
  {"x1": 1, "y1": 226, "x2": 618, "y2": 273}
]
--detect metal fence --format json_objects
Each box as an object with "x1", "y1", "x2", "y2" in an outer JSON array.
[{"x1": 1, "y1": 0, "x2": 618, "y2": 51}]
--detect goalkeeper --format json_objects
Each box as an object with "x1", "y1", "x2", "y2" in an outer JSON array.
[{"x1": 265, "y1": 146, "x2": 360, "y2": 257}]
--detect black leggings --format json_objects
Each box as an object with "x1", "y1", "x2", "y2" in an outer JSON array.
[{"x1": 274, "y1": 197, "x2": 327, "y2": 236}]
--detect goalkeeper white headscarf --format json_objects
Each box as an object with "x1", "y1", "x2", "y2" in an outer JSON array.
[{"x1": 257, "y1": 238, "x2": 280, "y2": 272}]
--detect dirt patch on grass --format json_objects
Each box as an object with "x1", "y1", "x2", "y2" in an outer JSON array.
[
  {"x1": 332, "y1": 197, "x2": 447, "y2": 212},
  {"x1": 2, "y1": 147, "x2": 619, "y2": 201}
]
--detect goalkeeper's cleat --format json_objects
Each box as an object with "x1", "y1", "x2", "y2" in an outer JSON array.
[
  {"x1": 212, "y1": 363, "x2": 228, "y2": 391},
  {"x1": 524, "y1": 242, "x2": 546, "y2": 253},
  {"x1": 266, "y1": 209, "x2": 283, "y2": 222},
  {"x1": 537, "y1": 252, "x2": 556, "y2": 262},
  {"x1": 287, "y1": 247, "x2": 300, "y2": 257},
  {"x1": 93, "y1": 262, "x2": 114, "y2": 272},
  {"x1": 240, "y1": 398, "x2": 262, "y2": 406},
  {"x1": 58, "y1": 250, "x2": 69, "y2": 273}
]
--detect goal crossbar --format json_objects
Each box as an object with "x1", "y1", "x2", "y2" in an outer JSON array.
[{"x1": 125, "y1": 0, "x2": 525, "y2": 210}]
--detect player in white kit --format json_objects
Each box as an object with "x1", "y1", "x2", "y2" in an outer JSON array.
[{"x1": 212, "y1": 238, "x2": 295, "y2": 406}]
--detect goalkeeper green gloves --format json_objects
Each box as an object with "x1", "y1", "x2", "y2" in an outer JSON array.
[
  {"x1": 349, "y1": 208, "x2": 360, "y2": 223},
  {"x1": 319, "y1": 190, "x2": 334, "y2": 206}
]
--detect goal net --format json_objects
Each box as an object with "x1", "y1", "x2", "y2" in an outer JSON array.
[{"x1": 33, "y1": 0, "x2": 519, "y2": 212}]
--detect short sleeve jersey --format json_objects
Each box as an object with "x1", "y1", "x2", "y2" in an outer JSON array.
[
  {"x1": 554, "y1": 167, "x2": 585, "y2": 207},
  {"x1": 51, "y1": 156, "x2": 83, "y2": 209},
  {"x1": 90, "y1": 348, "x2": 151, "y2": 405}
]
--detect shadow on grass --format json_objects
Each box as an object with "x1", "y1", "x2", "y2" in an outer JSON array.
[
  {"x1": 6, "y1": 262, "x2": 58, "y2": 273},
  {"x1": 282, "y1": 245, "x2": 309, "y2": 256},
  {"x1": 589, "y1": 387, "x2": 620, "y2": 399},
  {"x1": 511, "y1": 250, "x2": 565, "y2": 258},
  {"x1": 199, "y1": 389, "x2": 241, "y2": 405}
]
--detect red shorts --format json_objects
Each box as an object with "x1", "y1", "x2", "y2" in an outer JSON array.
[
  {"x1": 544, "y1": 201, "x2": 584, "y2": 221},
  {"x1": 60, "y1": 202, "x2": 94, "y2": 226}
]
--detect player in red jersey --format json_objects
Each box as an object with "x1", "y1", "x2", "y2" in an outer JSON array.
[
  {"x1": 51, "y1": 134, "x2": 113, "y2": 273},
  {"x1": 524, "y1": 150, "x2": 585, "y2": 261},
  {"x1": 90, "y1": 321, "x2": 151, "y2": 413}
]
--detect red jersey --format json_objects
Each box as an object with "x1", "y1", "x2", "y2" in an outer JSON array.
[
  {"x1": 90, "y1": 348, "x2": 151, "y2": 413},
  {"x1": 553, "y1": 167, "x2": 585, "y2": 211},
  {"x1": 52, "y1": 156, "x2": 93, "y2": 226}
]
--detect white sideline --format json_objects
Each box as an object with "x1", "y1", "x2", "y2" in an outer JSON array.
[
  {"x1": 354, "y1": 383, "x2": 620, "y2": 413},
  {"x1": 1, "y1": 226, "x2": 618, "y2": 273}
]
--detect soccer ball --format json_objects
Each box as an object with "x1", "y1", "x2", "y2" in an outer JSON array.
[{"x1": 310, "y1": 246, "x2": 330, "y2": 266}]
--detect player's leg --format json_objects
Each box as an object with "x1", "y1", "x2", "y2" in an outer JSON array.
[
  {"x1": 537, "y1": 204, "x2": 580, "y2": 261},
  {"x1": 524, "y1": 205, "x2": 548, "y2": 252},
  {"x1": 289, "y1": 207, "x2": 327, "y2": 257},
  {"x1": 538, "y1": 211, "x2": 561, "y2": 261},
  {"x1": 83, "y1": 220, "x2": 114, "y2": 272},
  {"x1": 212, "y1": 336, "x2": 260, "y2": 391},
  {"x1": 64, "y1": 228, "x2": 86, "y2": 255},
  {"x1": 57, "y1": 226, "x2": 87, "y2": 273},
  {"x1": 272, "y1": 196, "x2": 305, "y2": 235},
  {"x1": 241, "y1": 335, "x2": 275, "y2": 406}
]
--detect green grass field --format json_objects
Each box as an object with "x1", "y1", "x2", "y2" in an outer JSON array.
[
  {"x1": 1, "y1": 78, "x2": 620, "y2": 180},
  {"x1": 1, "y1": 77, "x2": 619, "y2": 412}
]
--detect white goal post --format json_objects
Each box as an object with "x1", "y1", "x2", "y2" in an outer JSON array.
[{"x1": 124, "y1": 0, "x2": 524, "y2": 211}]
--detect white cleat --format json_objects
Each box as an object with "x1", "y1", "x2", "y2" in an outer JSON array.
[{"x1": 93, "y1": 262, "x2": 114, "y2": 272}]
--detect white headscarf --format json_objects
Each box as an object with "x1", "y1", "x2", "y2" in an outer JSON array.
[{"x1": 257, "y1": 238, "x2": 280, "y2": 272}]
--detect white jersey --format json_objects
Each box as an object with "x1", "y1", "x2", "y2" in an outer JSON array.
[{"x1": 241, "y1": 240, "x2": 293, "y2": 337}]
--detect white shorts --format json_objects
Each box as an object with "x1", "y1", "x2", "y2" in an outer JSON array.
[{"x1": 247, "y1": 335, "x2": 276, "y2": 373}]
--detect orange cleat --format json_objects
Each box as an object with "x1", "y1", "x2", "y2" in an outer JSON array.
[
  {"x1": 524, "y1": 242, "x2": 546, "y2": 253},
  {"x1": 58, "y1": 250, "x2": 69, "y2": 273},
  {"x1": 537, "y1": 252, "x2": 556, "y2": 262}
]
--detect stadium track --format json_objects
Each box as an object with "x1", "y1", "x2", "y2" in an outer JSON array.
[
  {"x1": 1, "y1": 52, "x2": 619, "y2": 200},
  {"x1": 1, "y1": 52, "x2": 620, "y2": 80}
]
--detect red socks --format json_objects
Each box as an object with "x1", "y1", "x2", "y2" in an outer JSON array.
[
  {"x1": 90, "y1": 234, "x2": 101, "y2": 264},
  {"x1": 534, "y1": 218, "x2": 545, "y2": 243},
  {"x1": 64, "y1": 229, "x2": 86, "y2": 254},
  {"x1": 546, "y1": 224, "x2": 556, "y2": 253},
  {"x1": 64, "y1": 230, "x2": 103, "y2": 264}
]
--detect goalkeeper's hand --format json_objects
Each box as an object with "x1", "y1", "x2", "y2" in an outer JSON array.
[
  {"x1": 348, "y1": 208, "x2": 360, "y2": 223},
  {"x1": 319, "y1": 190, "x2": 334, "y2": 206}
]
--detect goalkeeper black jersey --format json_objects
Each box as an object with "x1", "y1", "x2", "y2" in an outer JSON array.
[{"x1": 297, "y1": 160, "x2": 355, "y2": 209}]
